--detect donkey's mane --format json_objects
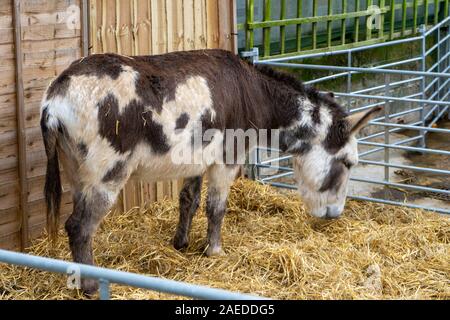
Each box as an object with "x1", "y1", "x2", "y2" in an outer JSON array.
[
  {"x1": 253, "y1": 64, "x2": 308, "y2": 94},
  {"x1": 251, "y1": 62, "x2": 347, "y2": 118}
]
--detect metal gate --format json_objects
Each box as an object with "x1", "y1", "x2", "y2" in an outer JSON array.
[{"x1": 246, "y1": 16, "x2": 450, "y2": 214}]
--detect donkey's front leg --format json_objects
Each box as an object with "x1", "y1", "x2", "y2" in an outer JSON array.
[
  {"x1": 173, "y1": 176, "x2": 203, "y2": 250},
  {"x1": 205, "y1": 164, "x2": 239, "y2": 257},
  {"x1": 65, "y1": 188, "x2": 115, "y2": 295}
]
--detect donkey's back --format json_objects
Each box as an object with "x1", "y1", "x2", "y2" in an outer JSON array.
[{"x1": 40, "y1": 50, "x2": 253, "y2": 294}]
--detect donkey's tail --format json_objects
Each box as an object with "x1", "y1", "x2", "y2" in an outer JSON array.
[{"x1": 40, "y1": 104, "x2": 62, "y2": 241}]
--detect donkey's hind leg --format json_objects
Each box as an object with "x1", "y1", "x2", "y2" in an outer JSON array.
[
  {"x1": 205, "y1": 164, "x2": 239, "y2": 257},
  {"x1": 173, "y1": 176, "x2": 203, "y2": 250},
  {"x1": 65, "y1": 187, "x2": 116, "y2": 294}
]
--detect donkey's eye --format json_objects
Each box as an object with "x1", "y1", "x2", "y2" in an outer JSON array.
[{"x1": 342, "y1": 160, "x2": 353, "y2": 169}]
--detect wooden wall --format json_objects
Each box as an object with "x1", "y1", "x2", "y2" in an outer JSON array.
[
  {"x1": 89, "y1": 0, "x2": 237, "y2": 212},
  {"x1": 0, "y1": 0, "x2": 236, "y2": 250},
  {"x1": 0, "y1": 0, "x2": 83, "y2": 250}
]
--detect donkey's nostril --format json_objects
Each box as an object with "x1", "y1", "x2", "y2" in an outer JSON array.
[{"x1": 325, "y1": 206, "x2": 341, "y2": 219}]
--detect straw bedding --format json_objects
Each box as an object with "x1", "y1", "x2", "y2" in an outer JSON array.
[{"x1": 0, "y1": 178, "x2": 449, "y2": 299}]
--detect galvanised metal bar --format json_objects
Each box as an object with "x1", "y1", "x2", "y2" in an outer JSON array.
[
  {"x1": 424, "y1": 64, "x2": 450, "y2": 92},
  {"x1": 349, "y1": 178, "x2": 450, "y2": 195},
  {"x1": 306, "y1": 65, "x2": 422, "y2": 87},
  {"x1": 428, "y1": 106, "x2": 449, "y2": 127},
  {"x1": 425, "y1": 33, "x2": 450, "y2": 56},
  {"x1": 357, "y1": 122, "x2": 423, "y2": 143},
  {"x1": 383, "y1": 75, "x2": 391, "y2": 183},
  {"x1": 255, "y1": 163, "x2": 293, "y2": 172},
  {"x1": 335, "y1": 92, "x2": 450, "y2": 107},
  {"x1": 425, "y1": 14, "x2": 450, "y2": 36},
  {"x1": 260, "y1": 154, "x2": 292, "y2": 165},
  {"x1": 0, "y1": 249, "x2": 266, "y2": 300},
  {"x1": 99, "y1": 279, "x2": 110, "y2": 300},
  {"x1": 358, "y1": 141, "x2": 450, "y2": 156},
  {"x1": 348, "y1": 92, "x2": 422, "y2": 114},
  {"x1": 365, "y1": 101, "x2": 422, "y2": 120},
  {"x1": 352, "y1": 76, "x2": 422, "y2": 94},
  {"x1": 257, "y1": 61, "x2": 450, "y2": 79},
  {"x1": 358, "y1": 136, "x2": 423, "y2": 158},
  {"x1": 366, "y1": 121, "x2": 450, "y2": 133},
  {"x1": 421, "y1": 24, "x2": 427, "y2": 147},
  {"x1": 257, "y1": 181, "x2": 450, "y2": 214},
  {"x1": 347, "y1": 195, "x2": 450, "y2": 214},
  {"x1": 261, "y1": 171, "x2": 294, "y2": 182},
  {"x1": 358, "y1": 160, "x2": 450, "y2": 175}
]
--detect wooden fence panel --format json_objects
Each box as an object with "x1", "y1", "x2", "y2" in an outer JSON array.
[
  {"x1": 0, "y1": 0, "x2": 237, "y2": 250},
  {"x1": 0, "y1": 0, "x2": 83, "y2": 250},
  {"x1": 90, "y1": 0, "x2": 237, "y2": 212}
]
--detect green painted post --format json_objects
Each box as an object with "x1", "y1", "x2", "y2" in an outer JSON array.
[
  {"x1": 445, "y1": 0, "x2": 449, "y2": 18},
  {"x1": 342, "y1": 0, "x2": 347, "y2": 45},
  {"x1": 390, "y1": 0, "x2": 395, "y2": 39},
  {"x1": 354, "y1": 0, "x2": 360, "y2": 42},
  {"x1": 434, "y1": 0, "x2": 439, "y2": 24},
  {"x1": 402, "y1": 0, "x2": 407, "y2": 36},
  {"x1": 380, "y1": 0, "x2": 385, "y2": 38},
  {"x1": 367, "y1": 0, "x2": 373, "y2": 40},
  {"x1": 424, "y1": 0, "x2": 429, "y2": 26},
  {"x1": 296, "y1": 0, "x2": 302, "y2": 51},
  {"x1": 263, "y1": 0, "x2": 271, "y2": 57},
  {"x1": 327, "y1": 0, "x2": 333, "y2": 47},
  {"x1": 246, "y1": 0, "x2": 254, "y2": 50},
  {"x1": 413, "y1": 0, "x2": 419, "y2": 33},
  {"x1": 313, "y1": 0, "x2": 318, "y2": 49},
  {"x1": 280, "y1": 0, "x2": 286, "y2": 54}
]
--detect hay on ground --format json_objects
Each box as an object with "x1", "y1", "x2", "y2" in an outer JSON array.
[{"x1": 0, "y1": 178, "x2": 449, "y2": 299}]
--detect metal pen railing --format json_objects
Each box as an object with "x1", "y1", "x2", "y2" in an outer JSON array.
[
  {"x1": 0, "y1": 249, "x2": 266, "y2": 300},
  {"x1": 245, "y1": 16, "x2": 450, "y2": 215}
]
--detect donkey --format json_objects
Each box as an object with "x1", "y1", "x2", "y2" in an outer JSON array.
[{"x1": 40, "y1": 49, "x2": 380, "y2": 294}]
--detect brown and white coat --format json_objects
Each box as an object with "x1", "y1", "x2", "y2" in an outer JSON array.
[{"x1": 40, "y1": 49, "x2": 380, "y2": 294}]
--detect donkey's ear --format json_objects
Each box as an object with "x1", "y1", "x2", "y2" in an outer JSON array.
[{"x1": 347, "y1": 106, "x2": 382, "y2": 134}]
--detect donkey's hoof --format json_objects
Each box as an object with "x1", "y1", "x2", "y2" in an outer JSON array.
[
  {"x1": 173, "y1": 236, "x2": 189, "y2": 251},
  {"x1": 81, "y1": 279, "x2": 99, "y2": 297},
  {"x1": 206, "y1": 246, "x2": 225, "y2": 257}
]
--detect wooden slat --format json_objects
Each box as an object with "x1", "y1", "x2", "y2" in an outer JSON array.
[
  {"x1": 218, "y1": 0, "x2": 233, "y2": 51},
  {"x1": 206, "y1": 0, "x2": 219, "y2": 49},
  {"x1": 183, "y1": 0, "x2": 195, "y2": 50},
  {"x1": 13, "y1": 0, "x2": 29, "y2": 250}
]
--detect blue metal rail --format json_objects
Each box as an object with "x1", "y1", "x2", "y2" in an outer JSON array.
[{"x1": 0, "y1": 249, "x2": 267, "y2": 300}]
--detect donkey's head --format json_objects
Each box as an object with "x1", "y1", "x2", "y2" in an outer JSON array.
[{"x1": 282, "y1": 92, "x2": 381, "y2": 219}]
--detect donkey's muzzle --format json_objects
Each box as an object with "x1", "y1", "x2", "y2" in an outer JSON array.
[{"x1": 325, "y1": 205, "x2": 342, "y2": 219}]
